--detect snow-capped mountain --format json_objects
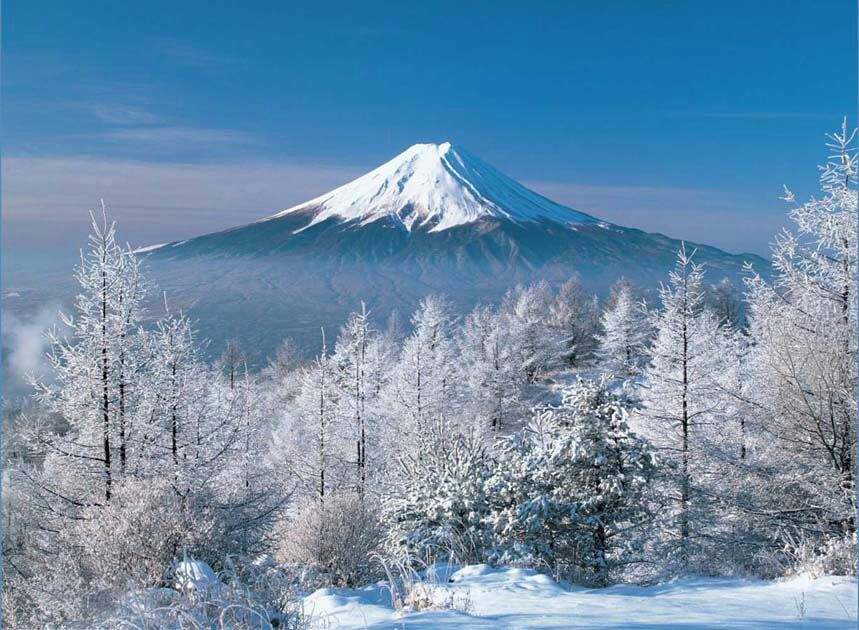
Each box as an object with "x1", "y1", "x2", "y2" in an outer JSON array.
[
  {"x1": 143, "y1": 142, "x2": 766, "y2": 360},
  {"x1": 265, "y1": 142, "x2": 598, "y2": 233}
]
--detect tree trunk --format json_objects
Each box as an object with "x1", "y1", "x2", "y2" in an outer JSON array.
[
  {"x1": 101, "y1": 264, "x2": 112, "y2": 503},
  {"x1": 679, "y1": 277, "x2": 690, "y2": 569}
]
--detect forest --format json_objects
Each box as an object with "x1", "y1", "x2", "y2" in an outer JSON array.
[{"x1": 1, "y1": 124, "x2": 856, "y2": 628}]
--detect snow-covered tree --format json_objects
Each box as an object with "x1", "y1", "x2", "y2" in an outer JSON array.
[
  {"x1": 286, "y1": 330, "x2": 344, "y2": 503},
  {"x1": 636, "y1": 245, "x2": 727, "y2": 570},
  {"x1": 217, "y1": 339, "x2": 247, "y2": 391},
  {"x1": 382, "y1": 296, "x2": 460, "y2": 459},
  {"x1": 502, "y1": 282, "x2": 560, "y2": 382},
  {"x1": 143, "y1": 310, "x2": 211, "y2": 485},
  {"x1": 745, "y1": 120, "x2": 857, "y2": 537},
  {"x1": 382, "y1": 433, "x2": 495, "y2": 564},
  {"x1": 332, "y1": 303, "x2": 392, "y2": 498},
  {"x1": 548, "y1": 278, "x2": 601, "y2": 367},
  {"x1": 597, "y1": 281, "x2": 649, "y2": 375},
  {"x1": 706, "y1": 278, "x2": 745, "y2": 329},
  {"x1": 32, "y1": 207, "x2": 148, "y2": 504},
  {"x1": 488, "y1": 379, "x2": 658, "y2": 585},
  {"x1": 14, "y1": 211, "x2": 286, "y2": 626},
  {"x1": 457, "y1": 304, "x2": 527, "y2": 433}
]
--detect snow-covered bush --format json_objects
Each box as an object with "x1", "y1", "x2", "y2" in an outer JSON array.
[
  {"x1": 376, "y1": 552, "x2": 472, "y2": 616},
  {"x1": 488, "y1": 379, "x2": 659, "y2": 585},
  {"x1": 100, "y1": 557, "x2": 307, "y2": 629},
  {"x1": 275, "y1": 493, "x2": 382, "y2": 587},
  {"x1": 785, "y1": 533, "x2": 858, "y2": 579},
  {"x1": 65, "y1": 478, "x2": 213, "y2": 591},
  {"x1": 382, "y1": 433, "x2": 495, "y2": 565}
]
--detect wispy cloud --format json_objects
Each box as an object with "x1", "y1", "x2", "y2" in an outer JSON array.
[
  {"x1": 89, "y1": 103, "x2": 161, "y2": 125},
  {"x1": 100, "y1": 126, "x2": 259, "y2": 148},
  {"x1": 2, "y1": 153, "x2": 781, "y2": 259},
  {"x1": 526, "y1": 179, "x2": 786, "y2": 255},
  {"x1": 666, "y1": 110, "x2": 834, "y2": 121},
  {"x1": 2, "y1": 155, "x2": 361, "y2": 253}
]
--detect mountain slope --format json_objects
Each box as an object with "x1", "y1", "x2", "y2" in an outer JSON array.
[
  {"x1": 267, "y1": 141, "x2": 599, "y2": 232},
  {"x1": 143, "y1": 142, "x2": 766, "y2": 360}
]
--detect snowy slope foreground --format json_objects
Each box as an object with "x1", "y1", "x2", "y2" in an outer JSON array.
[
  {"x1": 303, "y1": 565, "x2": 858, "y2": 629},
  {"x1": 265, "y1": 142, "x2": 599, "y2": 233}
]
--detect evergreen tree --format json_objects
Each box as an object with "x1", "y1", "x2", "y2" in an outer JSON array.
[{"x1": 488, "y1": 379, "x2": 658, "y2": 585}]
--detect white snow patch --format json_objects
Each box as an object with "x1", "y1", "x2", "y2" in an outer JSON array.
[
  {"x1": 303, "y1": 565, "x2": 858, "y2": 629},
  {"x1": 174, "y1": 559, "x2": 221, "y2": 595},
  {"x1": 134, "y1": 242, "x2": 168, "y2": 253}
]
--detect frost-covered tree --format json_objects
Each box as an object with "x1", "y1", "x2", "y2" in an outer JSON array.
[
  {"x1": 32, "y1": 207, "x2": 147, "y2": 504},
  {"x1": 502, "y1": 282, "x2": 560, "y2": 382},
  {"x1": 382, "y1": 296, "x2": 459, "y2": 458},
  {"x1": 217, "y1": 338, "x2": 247, "y2": 391},
  {"x1": 457, "y1": 304, "x2": 527, "y2": 433},
  {"x1": 745, "y1": 120, "x2": 857, "y2": 537},
  {"x1": 333, "y1": 306, "x2": 373, "y2": 497},
  {"x1": 143, "y1": 311, "x2": 211, "y2": 486},
  {"x1": 285, "y1": 330, "x2": 343, "y2": 502},
  {"x1": 12, "y1": 212, "x2": 286, "y2": 626},
  {"x1": 488, "y1": 379, "x2": 658, "y2": 585},
  {"x1": 706, "y1": 278, "x2": 745, "y2": 329},
  {"x1": 636, "y1": 245, "x2": 727, "y2": 569},
  {"x1": 597, "y1": 281, "x2": 649, "y2": 375},
  {"x1": 332, "y1": 303, "x2": 391, "y2": 498},
  {"x1": 548, "y1": 278, "x2": 601, "y2": 367}
]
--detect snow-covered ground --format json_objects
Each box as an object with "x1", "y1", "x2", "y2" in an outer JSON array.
[{"x1": 303, "y1": 565, "x2": 858, "y2": 629}]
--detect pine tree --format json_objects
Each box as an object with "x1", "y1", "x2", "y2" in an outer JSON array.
[
  {"x1": 382, "y1": 433, "x2": 494, "y2": 564},
  {"x1": 488, "y1": 379, "x2": 658, "y2": 585}
]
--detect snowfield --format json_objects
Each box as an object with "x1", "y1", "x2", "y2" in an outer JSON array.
[{"x1": 303, "y1": 565, "x2": 858, "y2": 629}]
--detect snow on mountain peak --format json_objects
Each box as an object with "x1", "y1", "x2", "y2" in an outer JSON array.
[{"x1": 267, "y1": 142, "x2": 598, "y2": 233}]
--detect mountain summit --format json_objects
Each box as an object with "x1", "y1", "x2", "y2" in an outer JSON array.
[
  {"x1": 265, "y1": 142, "x2": 598, "y2": 233},
  {"x1": 143, "y1": 142, "x2": 765, "y2": 359}
]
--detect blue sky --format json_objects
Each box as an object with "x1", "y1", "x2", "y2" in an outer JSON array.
[{"x1": 2, "y1": 0, "x2": 856, "y2": 266}]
